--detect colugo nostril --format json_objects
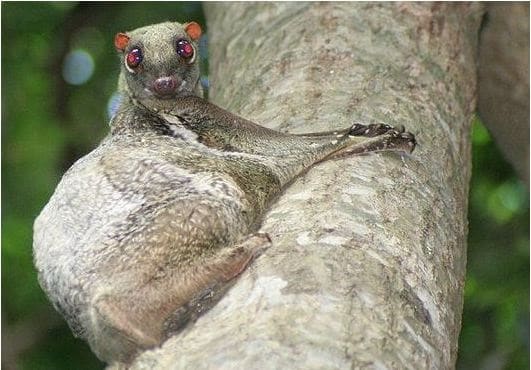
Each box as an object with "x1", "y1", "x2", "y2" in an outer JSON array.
[{"x1": 153, "y1": 77, "x2": 177, "y2": 96}]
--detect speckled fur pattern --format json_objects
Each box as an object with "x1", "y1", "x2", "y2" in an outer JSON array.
[{"x1": 33, "y1": 21, "x2": 416, "y2": 364}]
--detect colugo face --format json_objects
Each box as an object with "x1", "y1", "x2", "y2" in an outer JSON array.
[{"x1": 115, "y1": 21, "x2": 202, "y2": 111}]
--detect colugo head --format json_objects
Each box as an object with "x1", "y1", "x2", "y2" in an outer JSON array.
[{"x1": 114, "y1": 21, "x2": 202, "y2": 113}]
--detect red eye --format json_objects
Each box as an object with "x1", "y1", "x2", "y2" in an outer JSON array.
[
  {"x1": 126, "y1": 48, "x2": 143, "y2": 69},
  {"x1": 176, "y1": 39, "x2": 194, "y2": 60}
]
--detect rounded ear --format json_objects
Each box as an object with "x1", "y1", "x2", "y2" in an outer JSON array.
[
  {"x1": 114, "y1": 33, "x2": 130, "y2": 51},
  {"x1": 184, "y1": 22, "x2": 202, "y2": 41}
]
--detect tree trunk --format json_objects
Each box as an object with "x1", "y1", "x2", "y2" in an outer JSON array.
[
  {"x1": 123, "y1": 3, "x2": 483, "y2": 369},
  {"x1": 477, "y1": 2, "x2": 529, "y2": 186}
]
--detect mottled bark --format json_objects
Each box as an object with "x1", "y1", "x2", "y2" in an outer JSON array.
[
  {"x1": 477, "y1": 2, "x2": 529, "y2": 186},
  {"x1": 124, "y1": 3, "x2": 483, "y2": 369}
]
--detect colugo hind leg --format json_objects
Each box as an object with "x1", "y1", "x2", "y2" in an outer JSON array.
[
  {"x1": 162, "y1": 233, "x2": 271, "y2": 337},
  {"x1": 89, "y1": 233, "x2": 271, "y2": 363}
]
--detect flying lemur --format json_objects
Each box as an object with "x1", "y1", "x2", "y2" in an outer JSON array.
[{"x1": 33, "y1": 21, "x2": 416, "y2": 365}]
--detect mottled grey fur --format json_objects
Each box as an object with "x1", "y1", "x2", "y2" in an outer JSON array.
[{"x1": 33, "y1": 21, "x2": 416, "y2": 365}]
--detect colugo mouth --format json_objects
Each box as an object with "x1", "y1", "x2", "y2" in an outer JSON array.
[{"x1": 146, "y1": 77, "x2": 187, "y2": 99}]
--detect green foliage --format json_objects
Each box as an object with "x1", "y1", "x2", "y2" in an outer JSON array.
[
  {"x1": 2, "y1": 3, "x2": 528, "y2": 369},
  {"x1": 457, "y1": 118, "x2": 529, "y2": 370}
]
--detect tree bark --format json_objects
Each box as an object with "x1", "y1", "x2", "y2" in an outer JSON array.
[
  {"x1": 123, "y1": 3, "x2": 483, "y2": 369},
  {"x1": 477, "y1": 2, "x2": 529, "y2": 186}
]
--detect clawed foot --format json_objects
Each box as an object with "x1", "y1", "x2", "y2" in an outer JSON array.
[
  {"x1": 348, "y1": 122, "x2": 416, "y2": 154},
  {"x1": 377, "y1": 130, "x2": 416, "y2": 153},
  {"x1": 329, "y1": 122, "x2": 416, "y2": 159}
]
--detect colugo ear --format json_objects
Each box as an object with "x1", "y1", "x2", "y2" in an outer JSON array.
[
  {"x1": 114, "y1": 33, "x2": 130, "y2": 52},
  {"x1": 184, "y1": 22, "x2": 202, "y2": 41}
]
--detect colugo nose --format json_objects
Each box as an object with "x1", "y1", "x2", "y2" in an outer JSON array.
[{"x1": 153, "y1": 76, "x2": 177, "y2": 96}]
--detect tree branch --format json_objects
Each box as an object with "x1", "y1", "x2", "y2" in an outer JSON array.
[
  {"x1": 121, "y1": 3, "x2": 483, "y2": 369},
  {"x1": 477, "y1": 2, "x2": 529, "y2": 185}
]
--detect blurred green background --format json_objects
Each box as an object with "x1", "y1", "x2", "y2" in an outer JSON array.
[{"x1": 1, "y1": 3, "x2": 528, "y2": 369}]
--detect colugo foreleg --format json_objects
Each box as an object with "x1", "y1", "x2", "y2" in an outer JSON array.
[{"x1": 328, "y1": 123, "x2": 416, "y2": 160}]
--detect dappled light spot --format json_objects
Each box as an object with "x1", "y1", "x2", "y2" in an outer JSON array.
[
  {"x1": 62, "y1": 49, "x2": 94, "y2": 85},
  {"x1": 487, "y1": 180, "x2": 527, "y2": 223}
]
